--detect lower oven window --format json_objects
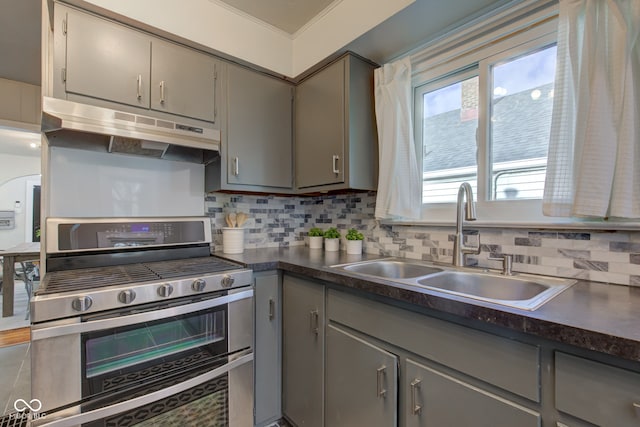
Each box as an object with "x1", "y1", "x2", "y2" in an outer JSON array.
[
  {"x1": 84, "y1": 309, "x2": 226, "y2": 379},
  {"x1": 85, "y1": 309, "x2": 226, "y2": 379}
]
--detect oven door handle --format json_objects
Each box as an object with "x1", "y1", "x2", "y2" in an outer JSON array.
[
  {"x1": 31, "y1": 289, "x2": 254, "y2": 341},
  {"x1": 31, "y1": 350, "x2": 253, "y2": 427}
]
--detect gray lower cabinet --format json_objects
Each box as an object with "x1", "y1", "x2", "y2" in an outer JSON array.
[
  {"x1": 254, "y1": 272, "x2": 282, "y2": 426},
  {"x1": 282, "y1": 275, "x2": 325, "y2": 427},
  {"x1": 206, "y1": 64, "x2": 293, "y2": 192},
  {"x1": 555, "y1": 352, "x2": 640, "y2": 427},
  {"x1": 326, "y1": 324, "x2": 398, "y2": 427},
  {"x1": 404, "y1": 358, "x2": 540, "y2": 427},
  {"x1": 295, "y1": 53, "x2": 378, "y2": 192}
]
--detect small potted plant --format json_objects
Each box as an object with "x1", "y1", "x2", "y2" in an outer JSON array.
[
  {"x1": 308, "y1": 227, "x2": 324, "y2": 249},
  {"x1": 345, "y1": 228, "x2": 364, "y2": 254},
  {"x1": 323, "y1": 227, "x2": 341, "y2": 252}
]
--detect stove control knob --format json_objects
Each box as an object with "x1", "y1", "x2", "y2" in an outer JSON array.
[
  {"x1": 192, "y1": 279, "x2": 206, "y2": 292},
  {"x1": 221, "y1": 275, "x2": 235, "y2": 288},
  {"x1": 71, "y1": 296, "x2": 93, "y2": 312},
  {"x1": 157, "y1": 283, "x2": 174, "y2": 298},
  {"x1": 118, "y1": 289, "x2": 136, "y2": 304}
]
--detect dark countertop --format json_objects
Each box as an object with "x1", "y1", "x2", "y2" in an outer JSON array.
[{"x1": 215, "y1": 247, "x2": 640, "y2": 363}]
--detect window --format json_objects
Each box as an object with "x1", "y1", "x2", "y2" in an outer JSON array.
[{"x1": 413, "y1": 16, "x2": 558, "y2": 223}]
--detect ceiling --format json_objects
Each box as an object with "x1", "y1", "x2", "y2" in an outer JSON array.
[{"x1": 214, "y1": 0, "x2": 338, "y2": 34}]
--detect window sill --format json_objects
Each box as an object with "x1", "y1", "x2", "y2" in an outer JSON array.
[{"x1": 380, "y1": 219, "x2": 640, "y2": 231}]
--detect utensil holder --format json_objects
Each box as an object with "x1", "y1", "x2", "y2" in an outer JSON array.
[{"x1": 222, "y1": 227, "x2": 245, "y2": 254}]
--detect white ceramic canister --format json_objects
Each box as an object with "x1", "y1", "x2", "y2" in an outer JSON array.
[{"x1": 222, "y1": 227, "x2": 245, "y2": 254}]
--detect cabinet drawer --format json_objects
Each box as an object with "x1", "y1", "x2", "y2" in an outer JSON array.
[
  {"x1": 327, "y1": 289, "x2": 540, "y2": 402},
  {"x1": 555, "y1": 352, "x2": 640, "y2": 426}
]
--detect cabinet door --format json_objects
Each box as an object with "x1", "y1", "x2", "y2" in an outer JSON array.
[
  {"x1": 404, "y1": 358, "x2": 540, "y2": 427},
  {"x1": 326, "y1": 324, "x2": 398, "y2": 427},
  {"x1": 282, "y1": 275, "x2": 324, "y2": 427},
  {"x1": 227, "y1": 65, "x2": 293, "y2": 188},
  {"x1": 296, "y1": 58, "x2": 345, "y2": 188},
  {"x1": 254, "y1": 272, "x2": 282, "y2": 427},
  {"x1": 150, "y1": 39, "x2": 218, "y2": 123},
  {"x1": 65, "y1": 7, "x2": 150, "y2": 109}
]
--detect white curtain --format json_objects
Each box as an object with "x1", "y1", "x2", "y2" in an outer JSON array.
[
  {"x1": 543, "y1": 0, "x2": 640, "y2": 218},
  {"x1": 374, "y1": 57, "x2": 422, "y2": 220}
]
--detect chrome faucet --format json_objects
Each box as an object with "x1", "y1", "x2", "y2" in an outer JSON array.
[{"x1": 453, "y1": 182, "x2": 480, "y2": 267}]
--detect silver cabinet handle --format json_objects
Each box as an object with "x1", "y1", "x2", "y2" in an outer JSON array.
[
  {"x1": 309, "y1": 309, "x2": 319, "y2": 335},
  {"x1": 268, "y1": 298, "x2": 275, "y2": 320},
  {"x1": 634, "y1": 402, "x2": 640, "y2": 418},
  {"x1": 376, "y1": 366, "x2": 387, "y2": 398},
  {"x1": 212, "y1": 65, "x2": 217, "y2": 122},
  {"x1": 410, "y1": 378, "x2": 422, "y2": 415},
  {"x1": 136, "y1": 74, "x2": 142, "y2": 100},
  {"x1": 159, "y1": 80, "x2": 165, "y2": 104},
  {"x1": 233, "y1": 157, "x2": 239, "y2": 176},
  {"x1": 332, "y1": 155, "x2": 340, "y2": 174},
  {"x1": 556, "y1": 423, "x2": 569, "y2": 427}
]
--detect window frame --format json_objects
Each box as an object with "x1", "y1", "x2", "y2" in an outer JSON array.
[{"x1": 413, "y1": 18, "x2": 560, "y2": 225}]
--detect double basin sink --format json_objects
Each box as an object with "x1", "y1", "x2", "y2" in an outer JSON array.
[{"x1": 329, "y1": 258, "x2": 575, "y2": 311}]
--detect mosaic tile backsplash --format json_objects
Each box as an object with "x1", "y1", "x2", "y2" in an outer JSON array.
[{"x1": 206, "y1": 192, "x2": 640, "y2": 287}]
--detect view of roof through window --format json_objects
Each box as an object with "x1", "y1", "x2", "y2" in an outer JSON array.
[{"x1": 421, "y1": 45, "x2": 557, "y2": 204}]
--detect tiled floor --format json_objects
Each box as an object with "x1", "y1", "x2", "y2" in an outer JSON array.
[{"x1": 0, "y1": 343, "x2": 30, "y2": 416}]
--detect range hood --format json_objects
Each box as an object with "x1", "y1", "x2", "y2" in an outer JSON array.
[{"x1": 41, "y1": 97, "x2": 220, "y2": 164}]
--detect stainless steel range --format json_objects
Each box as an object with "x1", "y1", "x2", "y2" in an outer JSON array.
[{"x1": 30, "y1": 217, "x2": 254, "y2": 427}]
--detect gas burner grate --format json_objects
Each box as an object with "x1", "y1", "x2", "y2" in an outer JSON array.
[
  {"x1": 37, "y1": 257, "x2": 243, "y2": 296},
  {"x1": 143, "y1": 257, "x2": 243, "y2": 278},
  {"x1": 0, "y1": 413, "x2": 27, "y2": 427}
]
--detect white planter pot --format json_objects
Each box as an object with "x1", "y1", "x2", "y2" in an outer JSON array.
[
  {"x1": 324, "y1": 238, "x2": 339, "y2": 252},
  {"x1": 346, "y1": 239, "x2": 363, "y2": 255},
  {"x1": 308, "y1": 235, "x2": 323, "y2": 249}
]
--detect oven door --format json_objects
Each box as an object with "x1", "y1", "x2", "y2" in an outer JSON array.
[{"x1": 30, "y1": 287, "x2": 253, "y2": 427}]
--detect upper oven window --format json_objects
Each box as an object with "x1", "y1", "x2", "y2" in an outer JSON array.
[{"x1": 84, "y1": 307, "x2": 226, "y2": 379}]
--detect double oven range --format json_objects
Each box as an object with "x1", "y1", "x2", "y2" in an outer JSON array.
[{"x1": 30, "y1": 217, "x2": 254, "y2": 427}]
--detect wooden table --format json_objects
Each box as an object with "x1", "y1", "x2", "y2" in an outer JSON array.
[{"x1": 1, "y1": 242, "x2": 40, "y2": 318}]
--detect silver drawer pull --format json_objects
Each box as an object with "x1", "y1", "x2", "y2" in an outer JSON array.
[
  {"x1": 634, "y1": 402, "x2": 640, "y2": 418},
  {"x1": 377, "y1": 365, "x2": 387, "y2": 398},
  {"x1": 556, "y1": 422, "x2": 569, "y2": 427},
  {"x1": 268, "y1": 298, "x2": 275, "y2": 320},
  {"x1": 410, "y1": 378, "x2": 422, "y2": 415},
  {"x1": 136, "y1": 74, "x2": 142, "y2": 100},
  {"x1": 309, "y1": 309, "x2": 319, "y2": 335},
  {"x1": 332, "y1": 154, "x2": 340, "y2": 174},
  {"x1": 233, "y1": 157, "x2": 240, "y2": 176},
  {"x1": 159, "y1": 80, "x2": 165, "y2": 104}
]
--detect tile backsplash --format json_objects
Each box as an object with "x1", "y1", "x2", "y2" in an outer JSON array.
[{"x1": 206, "y1": 192, "x2": 640, "y2": 287}]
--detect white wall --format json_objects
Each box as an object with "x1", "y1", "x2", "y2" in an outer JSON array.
[
  {"x1": 0, "y1": 153, "x2": 41, "y2": 250},
  {"x1": 48, "y1": 147, "x2": 205, "y2": 217},
  {"x1": 80, "y1": 0, "x2": 415, "y2": 77}
]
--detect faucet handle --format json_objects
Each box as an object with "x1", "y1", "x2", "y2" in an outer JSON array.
[{"x1": 488, "y1": 254, "x2": 513, "y2": 275}]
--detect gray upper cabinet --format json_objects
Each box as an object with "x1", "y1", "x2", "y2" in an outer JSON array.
[
  {"x1": 150, "y1": 39, "x2": 219, "y2": 123},
  {"x1": 55, "y1": 4, "x2": 220, "y2": 125},
  {"x1": 326, "y1": 324, "x2": 398, "y2": 427},
  {"x1": 64, "y1": 6, "x2": 150, "y2": 109},
  {"x1": 295, "y1": 53, "x2": 379, "y2": 192},
  {"x1": 206, "y1": 64, "x2": 294, "y2": 193}
]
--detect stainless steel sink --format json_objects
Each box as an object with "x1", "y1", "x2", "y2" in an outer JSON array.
[
  {"x1": 329, "y1": 258, "x2": 575, "y2": 311},
  {"x1": 333, "y1": 259, "x2": 442, "y2": 279}
]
